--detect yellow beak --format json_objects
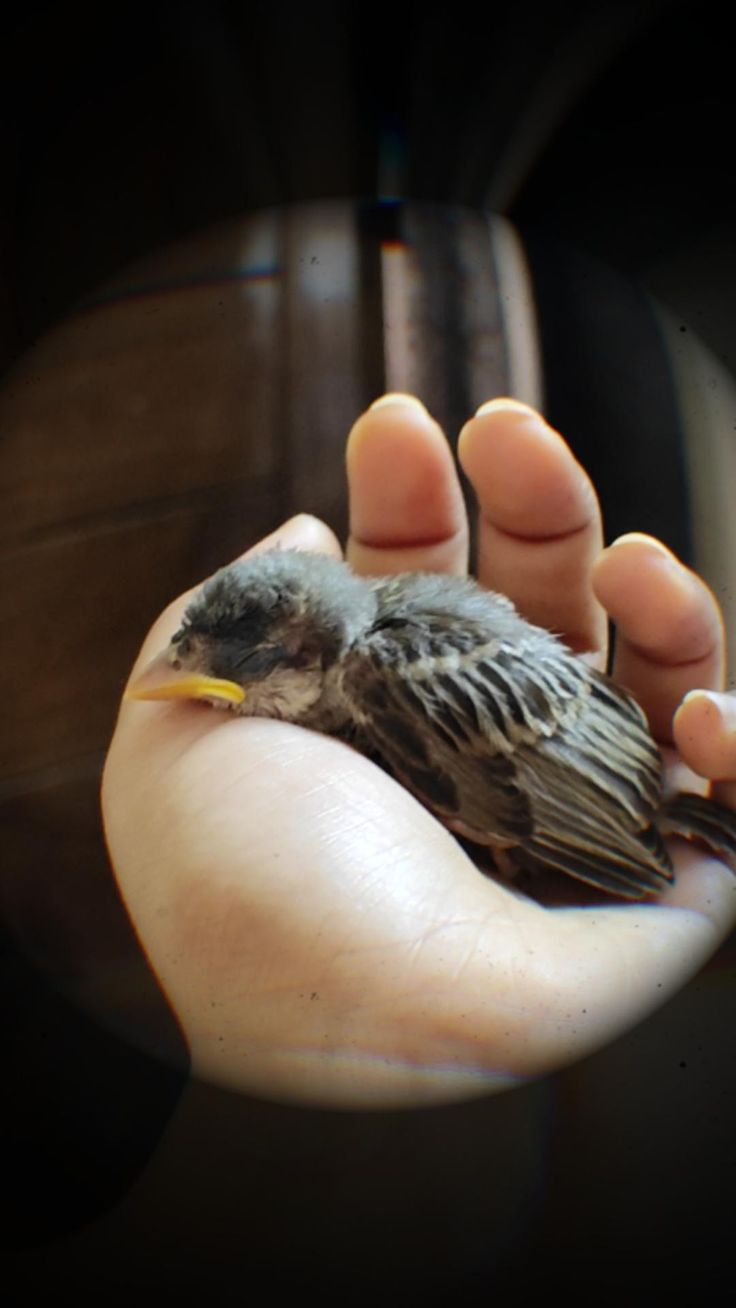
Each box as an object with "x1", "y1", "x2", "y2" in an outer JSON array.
[{"x1": 124, "y1": 651, "x2": 246, "y2": 706}]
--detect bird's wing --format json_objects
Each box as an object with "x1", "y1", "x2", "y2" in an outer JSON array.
[
  {"x1": 510, "y1": 669, "x2": 673, "y2": 896},
  {"x1": 343, "y1": 628, "x2": 535, "y2": 843},
  {"x1": 343, "y1": 619, "x2": 672, "y2": 898}
]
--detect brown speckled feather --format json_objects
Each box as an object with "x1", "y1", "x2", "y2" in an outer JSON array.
[{"x1": 341, "y1": 573, "x2": 672, "y2": 897}]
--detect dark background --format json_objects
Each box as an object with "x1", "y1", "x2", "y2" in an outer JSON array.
[{"x1": 2, "y1": 0, "x2": 734, "y2": 1299}]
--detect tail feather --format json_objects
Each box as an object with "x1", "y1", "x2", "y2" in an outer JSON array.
[{"x1": 661, "y1": 792, "x2": 736, "y2": 870}]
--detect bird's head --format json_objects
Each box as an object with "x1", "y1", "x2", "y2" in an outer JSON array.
[{"x1": 125, "y1": 549, "x2": 376, "y2": 717}]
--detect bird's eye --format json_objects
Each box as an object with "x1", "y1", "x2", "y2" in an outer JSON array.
[
  {"x1": 170, "y1": 628, "x2": 192, "y2": 664},
  {"x1": 232, "y1": 645, "x2": 284, "y2": 675}
]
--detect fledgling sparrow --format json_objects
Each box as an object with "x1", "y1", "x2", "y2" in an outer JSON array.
[{"x1": 127, "y1": 550, "x2": 736, "y2": 899}]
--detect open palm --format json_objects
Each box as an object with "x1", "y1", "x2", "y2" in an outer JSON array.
[{"x1": 102, "y1": 397, "x2": 736, "y2": 1108}]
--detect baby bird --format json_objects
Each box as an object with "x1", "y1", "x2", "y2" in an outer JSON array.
[{"x1": 127, "y1": 549, "x2": 736, "y2": 899}]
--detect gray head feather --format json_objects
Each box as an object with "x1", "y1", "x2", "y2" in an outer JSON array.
[{"x1": 183, "y1": 549, "x2": 377, "y2": 654}]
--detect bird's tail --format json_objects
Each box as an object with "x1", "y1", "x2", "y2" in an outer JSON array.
[{"x1": 661, "y1": 792, "x2": 736, "y2": 870}]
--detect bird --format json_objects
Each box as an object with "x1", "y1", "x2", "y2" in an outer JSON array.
[{"x1": 126, "y1": 548, "x2": 736, "y2": 899}]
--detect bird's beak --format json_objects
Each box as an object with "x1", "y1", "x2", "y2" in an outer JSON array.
[{"x1": 124, "y1": 651, "x2": 246, "y2": 706}]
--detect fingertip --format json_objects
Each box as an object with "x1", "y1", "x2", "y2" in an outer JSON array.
[
  {"x1": 346, "y1": 393, "x2": 468, "y2": 574},
  {"x1": 603, "y1": 531, "x2": 675, "y2": 556},
  {"x1": 457, "y1": 398, "x2": 595, "y2": 537},
  {"x1": 673, "y1": 689, "x2": 736, "y2": 781},
  {"x1": 455, "y1": 399, "x2": 605, "y2": 653},
  {"x1": 346, "y1": 393, "x2": 443, "y2": 467},
  {"x1": 368, "y1": 392, "x2": 430, "y2": 414},
  {"x1": 592, "y1": 534, "x2": 722, "y2": 663},
  {"x1": 458, "y1": 397, "x2": 564, "y2": 460},
  {"x1": 472, "y1": 396, "x2": 547, "y2": 420},
  {"x1": 250, "y1": 513, "x2": 343, "y2": 559},
  {"x1": 592, "y1": 533, "x2": 678, "y2": 584},
  {"x1": 593, "y1": 534, "x2": 725, "y2": 743}
]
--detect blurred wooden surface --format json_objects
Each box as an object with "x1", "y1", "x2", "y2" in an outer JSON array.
[{"x1": 0, "y1": 206, "x2": 377, "y2": 1053}]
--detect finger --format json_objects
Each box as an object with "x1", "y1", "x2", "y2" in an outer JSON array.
[
  {"x1": 592, "y1": 534, "x2": 725, "y2": 744},
  {"x1": 346, "y1": 394, "x2": 469, "y2": 577},
  {"x1": 457, "y1": 399, "x2": 606, "y2": 657},
  {"x1": 673, "y1": 690, "x2": 736, "y2": 808},
  {"x1": 130, "y1": 513, "x2": 342, "y2": 679}
]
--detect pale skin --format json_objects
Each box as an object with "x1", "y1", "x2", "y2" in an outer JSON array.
[{"x1": 102, "y1": 396, "x2": 736, "y2": 1109}]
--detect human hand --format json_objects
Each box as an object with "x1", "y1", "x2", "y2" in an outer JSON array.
[{"x1": 102, "y1": 396, "x2": 736, "y2": 1108}]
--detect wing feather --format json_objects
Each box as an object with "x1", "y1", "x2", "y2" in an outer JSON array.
[{"x1": 343, "y1": 611, "x2": 672, "y2": 898}]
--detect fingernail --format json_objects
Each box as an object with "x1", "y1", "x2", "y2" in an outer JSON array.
[
  {"x1": 605, "y1": 534, "x2": 686, "y2": 582},
  {"x1": 679, "y1": 689, "x2": 736, "y2": 731},
  {"x1": 681, "y1": 688, "x2": 720, "y2": 713},
  {"x1": 369, "y1": 393, "x2": 428, "y2": 413},
  {"x1": 280, "y1": 512, "x2": 322, "y2": 532},
  {"x1": 608, "y1": 532, "x2": 675, "y2": 558},
  {"x1": 474, "y1": 397, "x2": 542, "y2": 419},
  {"x1": 258, "y1": 514, "x2": 333, "y2": 550}
]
